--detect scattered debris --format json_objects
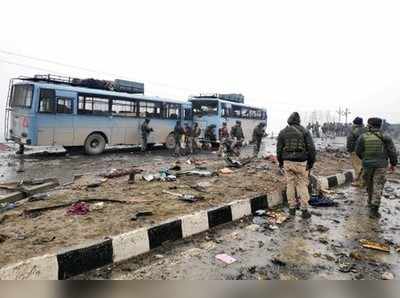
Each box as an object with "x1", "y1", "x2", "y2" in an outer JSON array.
[
  {"x1": 67, "y1": 202, "x2": 90, "y2": 216},
  {"x1": 155, "y1": 254, "x2": 164, "y2": 259},
  {"x1": 86, "y1": 179, "x2": 107, "y2": 188},
  {"x1": 102, "y1": 167, "x2": 143, "y2": 179},
  {"x1": 219, "y1": 168, "x2": 234, "y2": 175},
  {"x1": 359, "y1": 239, "x2": 390, "y2": 253},
  {"x1": 246, "y1": 224, "x2": 261, "y2": 232},
  {"x1": 92, "y1": 202, "x2": 105, "y2": 211},
  {"x1": 271, "y1": 257, "x2": 286, "y2": 267},
  {"x1": 267, "y1": 211, "x2": 288, "y2": 225},
  {"x1": 338, "y1": 262, "x2": 356, "y2": 273},
  {"x1": 252, "y1": 217, "x2": 268, "y2": 225},
  {"x1": 182, "y1": 248, "x2": 203, "y2": 257},
  {"x1": 131, "y1": 211, "x2": 154, "y2": 221},
  {"x1": 255, "y1": 210, "x2": 266, "y2": 216},
  {"x1": 201, "y1": 241, "x2": 217, "y2": 251},
  {"x1": 177, "y1": 170, "x2": 213, "y2": 177},
  {"x1": 309, "y1": 195, "x2": 338, "y2": 207},
  {"x1": 142, "y1": 175, "x2": 155, "y2": 182},
  {"x1": 24, "y1": 198, "x2": 132, "y2": 217},
  {"x1": 216, "y1": 254, "x2": 237, "y2": 265},
  {"x1": 162, "y1": 190, "x2": 204, "y2": 203},
  {"x1": 349, "y1": 251, "x2": 364, "y2": 261},
  {"x1": 32, "y1": 236, "x2": 56, "y2": 245},
  {"x1": 382, "y1": 272, "x2": 395, "y2": 280}
]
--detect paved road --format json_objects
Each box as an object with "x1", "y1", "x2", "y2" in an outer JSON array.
[{"x1": 77, "y1": 184, "x2": 400, "y2": 280}]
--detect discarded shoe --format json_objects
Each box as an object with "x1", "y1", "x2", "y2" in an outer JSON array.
[{"x1": 301, "y1": 209, "x2": 312, "y2": 219}]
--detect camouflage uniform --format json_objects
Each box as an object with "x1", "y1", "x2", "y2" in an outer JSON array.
[
  {"x1": 277, "y1": 112, "x2": 316, "y2": 218},
  {"x1": 141, "y1": 120, "x2": 152, "y2": 152},
  {"x1": 355, "y1": 119, "x2": 398, "y2": 215},
  {"x1": 252, "y1": 123, "x2": 267, "y2": 156},
  {"x1": 346, "y1": 120, "x2": 367, "y2": 185},
  {"x1": 231, "y1": 122, "x2": 245, "y2": 154},
  {"x1": 174, "y1": 121, "x2": 185, "y2": 156}
]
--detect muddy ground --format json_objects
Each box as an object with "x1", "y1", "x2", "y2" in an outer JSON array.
[
  {"x1": 0, "y1": 137, "x2": 383, "y2": 268},
  {"x1": 77, "y1": 183, "x2": 400, "y2": 280}
]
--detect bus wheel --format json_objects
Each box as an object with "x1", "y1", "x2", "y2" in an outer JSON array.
[
  {"x1": 84, "y1": 133, "x2": 106, "y2": 155},
  {"x1": 165, "y1": 133, "x2": 176, "y2": 150}
]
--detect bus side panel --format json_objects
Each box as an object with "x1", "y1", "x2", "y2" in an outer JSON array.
[
  {"x1": 123, "y1": 118, "x2": 140, "y2": 145},
  {"x1": 110, "y1": 117, "x2": 127, "y2": 145},
  {"x1": 73, "y1": 116, "x2": 112, "y2": 146},
  {"x1": 54, "y1": 90, "x2": 76, "y2": 146},
  {"x1": 148, "y1": 119, "x2": 175, "y2": 144}
]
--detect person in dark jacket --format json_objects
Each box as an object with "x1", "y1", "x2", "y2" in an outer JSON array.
[
  {"x1": 231, "y1": 121, "x2": 245, "y2": 155},
  {"x1": 277, "y1": 112, "x2": 316, "y2": 219},
  {"x1": 346, "y1": 117, "x2": 367, "y2": 186},
  {"x1": 355, "y1": 117, "x2": 398, "y2": 218},
  {"x1": 252, "y1": 122, "x2": 267, "y2": 156},
  {"x1": 141, "y1": 119, "x2": 153, "y2": 153}
]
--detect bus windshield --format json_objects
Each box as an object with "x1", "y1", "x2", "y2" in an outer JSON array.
[
  {"x1": 192, "y1": 100, "x2": 218, "y2": 117},
  {"x1": 10, "y1": 84, "x2": 33, "y2": 108}
]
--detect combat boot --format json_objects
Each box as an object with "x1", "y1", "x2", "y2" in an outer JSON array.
[
  {"x1": 288, "y1": 208, "x2": 296, "y2": 218},
  {"x1": 369, "y1": 205, "x2": 381, "y2": 219},
  {"x1": 301, "y1": 209, "x2": 312, "y2": 219}
]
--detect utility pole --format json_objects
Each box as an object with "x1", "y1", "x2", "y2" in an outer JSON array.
[
  {"x1": 336, "y1": 107, "x2": 343, "y2": 123},
  {"x1": 343, "y1": 108, "x2": 351, "y2": 124}
]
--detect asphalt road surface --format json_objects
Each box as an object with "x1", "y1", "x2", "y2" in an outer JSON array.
[{"x1": 77, "y1": 184, "x2": 400, "y2": 280}]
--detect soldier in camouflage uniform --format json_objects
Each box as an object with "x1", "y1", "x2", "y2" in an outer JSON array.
[
  {"x1": 355, "y1": 117, "x2": 398, "y2": 218},
  {"x1": 277, "y1": 112, "x2": 316, "y2": 219},
  {"x1": 231, "y1": 121, "x2": 245, "y2": 155},
  {"x1": 252, "y1": 122, "x2": 267, "y2": 156},
  {"x1": 346, "y1": 117, "x2": 367, "y2": 186},
  {"x1": 141, "y1": 119, "x2": 153, "y2": 153}
]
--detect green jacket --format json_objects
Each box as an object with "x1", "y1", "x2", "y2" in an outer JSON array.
[
  {"x1": 277, "y1": 114, "x2": 316, "y2": 167},
  {"x1": 355, "y1": 128, "x2": 398, "y2": 168},
  {"x1": 346, "y1": 124, "x2": 367, "y2": 153},
  {"x1": 253, "y1": 125, "x2": 266, "y2": 142},
  {"x1": 231, "y1": 125, "x2": 244, "y2": 140}
]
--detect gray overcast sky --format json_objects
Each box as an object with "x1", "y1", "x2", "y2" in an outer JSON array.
[{"x1": 1, "y1": 0, "x2": 400, "y2": 135}]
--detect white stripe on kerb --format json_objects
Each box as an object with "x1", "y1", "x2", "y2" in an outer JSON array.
[
  {"x1": 181, "y1": 210, "x2": 209, "y2": 238},
  {"x1": 269, "y1": 191, "x2": 283, "y2": 208},
  {"x1": 0, "y1": 254, "x2": 58, "y2": 280},
  {"x1": 112, "y1": 228, "x2": 150, "y2": 264},
  {"x1": 230, "y1": 199, "x2": 252, "y2": 221},
  {"x1": 319, "y1": 178, "x2": 329, "y2": 190},
  {"x1": 337, "y1": 173, "x2": 346, "y2": 185}
]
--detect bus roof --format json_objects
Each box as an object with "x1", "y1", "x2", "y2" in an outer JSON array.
[
  {"x1": 189, "y1": 97, "x2": 267, "y2": 111},
  {"x1": 14, "y1": 79, "x2": 186, "y2": 104}
]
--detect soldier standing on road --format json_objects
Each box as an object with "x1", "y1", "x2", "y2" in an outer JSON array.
[
  {"x1": 184, "y1": 123, "x2": 192, "y2": 154},
  {"x1": 218, "y1": 122, "x2": 230, "y2": 156},
  {"x1": 231, "y1": 120, "x2": 245, "y2": 155},
  {"x1": 355, "y1": 117, "x2": 398, "y2": 218},
  {"x1": 174, "y1": 120, "x2": 185, "y2": 156},
  {"x1": 277, "y1": 112, "x2": 316, "y2": 219},
  {"x1": 252, "y1": 122, "x2": 267, "y2": 156},
  {"x1": 141, "y1": 119, "x2": 153, "y2": 153},
  {"x1": 188, "y1": 123, "x2": 201, "y2": 155},
  {"x1": 346, "y1": 117, "x2": 367, "y2": 187}
]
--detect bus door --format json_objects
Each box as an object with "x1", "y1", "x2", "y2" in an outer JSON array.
[
  {"x1": 54, "y1": 90, "x2": 75, "y2": 146},
  {"x1": 7, "y1": 83, "x2": 35, "y2": 145},
  {"x1": 36, "y1": 88, "x2": 56, "y2": 146}
]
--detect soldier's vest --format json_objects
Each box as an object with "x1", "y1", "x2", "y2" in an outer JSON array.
[
  {"x1": 363, "y1": 132, "x2": 385, "y2": 161},
  {"x1": 283, "y1": 125, "x2": 306, "y2": 153}
]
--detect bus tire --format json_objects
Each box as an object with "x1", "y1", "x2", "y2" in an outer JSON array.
[
  {"x1": 84, "y1": 133, "x2": 106, "y2": 155},
  {"x1": 165, "y1": 133, "x2": 176, "y2": 150}
]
